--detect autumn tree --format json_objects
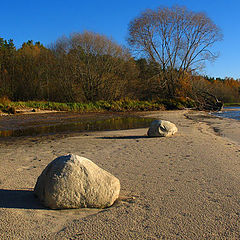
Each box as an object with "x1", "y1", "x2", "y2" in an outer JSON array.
[
  {"x1": 52, "y1": 31, "x2": 136, "y2": 101},
  {"x1": 211, "y1": 77, "x2": 240, "y2": 103},
  {"x1": 12, "y1": 41, "x2": 53, "y2": 101},
  {"x1": 0, "y1": 37, "x2": 16, "y2": 98},
  {"x1": 135, "y1": 58, "x2": 162, "y2": 99},
  {"x1": 128, "y1": 5, "x2": 223, "y2": 98}
]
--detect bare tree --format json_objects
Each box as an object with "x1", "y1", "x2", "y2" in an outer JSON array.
[{"x1": 128, "y1": 5, "x2": 223, "y2": 97}]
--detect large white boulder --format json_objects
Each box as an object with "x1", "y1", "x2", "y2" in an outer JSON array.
[
  {"x1": 147, "y1": 120, "x2": 178, "y2": 137},
  {"x1": 34, "y1": 154, "x2": 120, "y2": 209}
]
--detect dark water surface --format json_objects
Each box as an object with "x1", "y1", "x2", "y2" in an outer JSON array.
[
  {"x1": 212, "y1": 107, "x2": 240, "y2": 120},
  {"x1": 0, "y1": 112, "x2": 155, "y2": 138}
]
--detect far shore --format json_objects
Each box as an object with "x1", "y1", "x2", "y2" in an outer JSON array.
[{"x1": 0, "y1": 110, "x2": 239, "y2": 239}]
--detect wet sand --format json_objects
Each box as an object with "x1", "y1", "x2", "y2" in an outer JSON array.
[{"x1": 0, "y1": 110, "x2": 239, "y2": 239}]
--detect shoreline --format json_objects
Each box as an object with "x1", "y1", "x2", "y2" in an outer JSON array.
[
  {"x1": 0, "y1": 110, "x2": 239, "y2": 239},
  {"x1": 184, "y1": 110, "x2": 240, "y2": 145}
]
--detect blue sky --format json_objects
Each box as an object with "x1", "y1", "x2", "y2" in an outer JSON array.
[{"x1": 1, "y1": 0, "x2": 239, "y2": 79}]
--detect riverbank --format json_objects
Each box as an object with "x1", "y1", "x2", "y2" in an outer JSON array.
[{"x1": 0, "y1": 110, "x2": 239, "y2": 239}]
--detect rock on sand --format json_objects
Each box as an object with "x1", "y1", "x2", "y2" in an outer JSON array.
[
  {"x1": 147, "y1": 120, "x2": 178, "y2": 137},
  {"x1": 34, "y1": 154, "x2": 120, "y2": 209}
]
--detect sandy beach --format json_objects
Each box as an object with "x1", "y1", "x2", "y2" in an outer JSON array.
[{"x1": 0, "y1": 110, "x2": 239, "y2": 239}]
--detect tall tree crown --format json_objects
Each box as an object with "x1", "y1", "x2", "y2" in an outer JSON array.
[{"x1": 128, "y1": 5, "x2": 223, "y2": 72}]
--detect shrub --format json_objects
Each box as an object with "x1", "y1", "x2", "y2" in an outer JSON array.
[{"x1": 0, "y1": 96, "x2": 11, "y2": 105}]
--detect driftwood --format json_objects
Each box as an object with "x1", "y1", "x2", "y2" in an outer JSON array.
[{"x1": 195, "y1": 91, "x2": 223, "y2": 111}]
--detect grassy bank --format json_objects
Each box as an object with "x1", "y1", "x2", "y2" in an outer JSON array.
[
  {"x1": 0, "y1": 97, "x2": 195, "y2": 114},
  {"x1": 224, "y1": 103, "x2": 240, "y2": 107}
]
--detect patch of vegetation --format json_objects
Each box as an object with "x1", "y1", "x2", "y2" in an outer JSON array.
[
  {"x1": 224, "y1": 103, "x2": 240, "y2": 107},
  {"x1": 4, "y1": 98, "x2": 194, "y2": 114},
  {"x1": 0, "y1": 96, "x2": 197, "y2": 114},
  {"x1": 156, "y1": 97, "x2": 195, "y2": 110}
]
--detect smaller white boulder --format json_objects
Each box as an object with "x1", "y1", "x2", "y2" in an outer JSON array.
[
  {"x1": 147, "y1": 120, "x2": 178, "y2": 137},
  {"x1": 34, "y1": 154, "x2": 120, "y2": 209}
]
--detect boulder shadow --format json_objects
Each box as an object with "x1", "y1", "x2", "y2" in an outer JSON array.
[
  {"x1": 0, "y1": 189, "x2": 46, "y2": 210},
  {"x1": 98, "y1": 136, "x2": 149, "y2": 140}
]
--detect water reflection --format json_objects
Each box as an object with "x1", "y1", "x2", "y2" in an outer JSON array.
[{"x1": 0, "y1": 116, "x2": 155, "y2": 138}]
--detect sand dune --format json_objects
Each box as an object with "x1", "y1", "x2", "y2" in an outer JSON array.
[{"x1": 0, "y1": 110, "x2": 239, "y2": 239}]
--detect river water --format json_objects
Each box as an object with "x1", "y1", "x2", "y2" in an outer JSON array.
[
  {"x1": 0, "y1": 112, "x2": 155, "y2": 138},
  {"x1": 212, "y1": 107, "x2": 240, "y2": 120}
]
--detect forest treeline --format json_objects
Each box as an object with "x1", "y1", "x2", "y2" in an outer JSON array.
[{"x1": 0, "y1": 31, "x2": 240, "y2": 110}]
